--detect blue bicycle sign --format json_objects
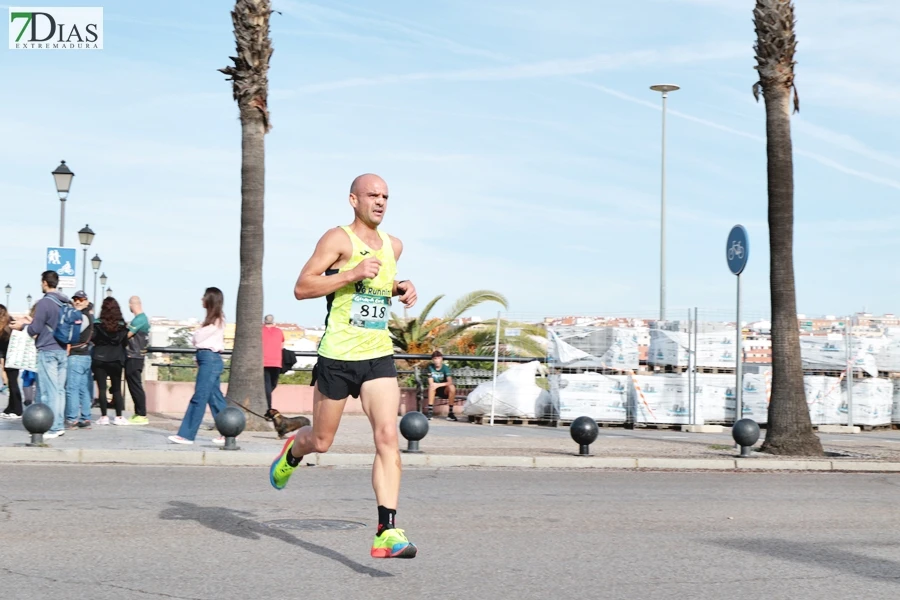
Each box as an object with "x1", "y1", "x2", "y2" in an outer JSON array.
[
  {"x1": 728, "y1": 239, "x2": 744, "y2": 261},
  {"x1": 726, "y1": 226, "x2": 749, "y2": 275}
]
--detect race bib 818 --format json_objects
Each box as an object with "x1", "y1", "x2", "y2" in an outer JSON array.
[{"x1": 349, "y1": 294, "x2": 390, "y2": 330}]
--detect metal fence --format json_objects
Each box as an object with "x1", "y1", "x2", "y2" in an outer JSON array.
[{"x1": 143, "y1": 306, "x2": 900, "y2": 428}]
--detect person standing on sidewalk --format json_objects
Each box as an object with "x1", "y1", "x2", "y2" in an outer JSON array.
[
  {"x1": 91, "y1": 297, "x2": 128, "y2": 425},
  {"x1": 262, "y1": 314, "x2": 284, "y2": 411},
  {"x1": 168, "y1": 287, "x2": 227, "y2": 446},
  {"x1": 11, "y1": 271, "x2": 69, "y2": 439},
  {"x1": 125, "y1": 296, "x2": 150, "y2": 425},
  {"x1": 64, "y1": 291, "x2": 94, "y2": 429},
  {"x1": 0, "y1": 304, "x2": 24, "y2": 420},
  {"x1": 83, "y1": 302, "x2": 96, "y2": 408}
]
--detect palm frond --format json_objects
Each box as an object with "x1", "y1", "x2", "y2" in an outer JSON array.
[
  {"x1": 416, "y1": 294, "x2": 445, "y2": 325},
  {"x1": 429, "y1": 323, "x2": 480, "y2": 350},
  {"x1": 441, "y1": 290, "x2": 508, "y2": 321}
]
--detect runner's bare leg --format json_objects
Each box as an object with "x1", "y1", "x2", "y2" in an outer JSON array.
[
  {"x1": 290, "y1": 385, "x2": 347, "y2": 458},
  {"x1": 360, "y1": 377, "x2": 402, "y2": 508}
]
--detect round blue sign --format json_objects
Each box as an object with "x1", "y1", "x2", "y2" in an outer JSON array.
[{"x1": 726, "y1": 225, "x2": 749, "y2": 275}]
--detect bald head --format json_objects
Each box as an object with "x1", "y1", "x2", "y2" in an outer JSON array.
[
  {"x1": 350, "y1": 173, "x2": 386, "y2": 197},
  {"x1": 349, "y1": 174, "x2": 389, "y2": 226},
  {"x1": 129, "y1": 295, "x2": 143, "y2": 316}
]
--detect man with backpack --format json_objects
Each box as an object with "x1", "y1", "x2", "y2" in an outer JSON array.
[{"x1": 12, "y1": 271, "x2": 83, "y2": 439}]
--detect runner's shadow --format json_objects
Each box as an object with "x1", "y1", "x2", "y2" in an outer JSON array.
[
  {"x1": 709, "y1": 538, "x2": 900, "y2": 584},
  {"x1": 159, "y1": 501, "x2": 391, "y2": 578}
]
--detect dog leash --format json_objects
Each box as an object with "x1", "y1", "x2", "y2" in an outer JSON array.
[{"x1": 225, "y1": 396, "x2": 271, "y2": 421}]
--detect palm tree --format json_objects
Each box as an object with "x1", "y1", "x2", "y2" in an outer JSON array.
[
  {"x1": 389, "y1": 290, "x2": 508, "y2": 359},
  {"x1": 753, "y1": 0, "x2": 822, "y2": 456},
  {"x1": 458, "y1": 320, "x2": 547, "y2": 358},
  {"x1": 218, "y1": 0, "x2": 273, "y2": 430}
]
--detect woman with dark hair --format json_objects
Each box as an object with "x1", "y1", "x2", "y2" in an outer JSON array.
[
  {"x1": 91, "y1": 297, "x2": 128, "y2": 425},
  {"x1": 0, "y1": 304, "x2": 24, "y2": 419},
  {"x1": 169, "y1": 287, "x2": 227, "y2": 445}
]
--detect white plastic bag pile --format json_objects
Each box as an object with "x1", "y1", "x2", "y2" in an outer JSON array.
[{"x1": 462, "y1": 361, "x2": 552, "y2": 419}]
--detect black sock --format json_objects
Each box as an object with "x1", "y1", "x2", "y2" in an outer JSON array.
[
  {"x1": 377, "y1": 505, "x2": 396, "y2": 535},
  {"x1": 286, "y1": 448, "x2": 302, "y2": 467},
  {"x1": 448, "y1": 406, "x2": 454, "y2": 414}
]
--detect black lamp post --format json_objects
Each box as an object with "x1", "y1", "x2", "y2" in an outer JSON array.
[
  {"x1": 78, "y1": 225, "x2": 95, "y2": 291},
  {"x1": 106, "y1": 287, "x2": 113, "y2": 299},
  {"x1": 52, "y1": 161, "x2": 75, "y2": 247},
  {"x1": 91, "y1": 255, "x2": 102, "y2": 301},
  {"x1": 100, "y1": 273, "x2": 107, "y2": 299}
]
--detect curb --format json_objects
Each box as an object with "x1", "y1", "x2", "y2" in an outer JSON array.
[{"x1": 1, "y1": 447, "x2": 899, "y2": 472}]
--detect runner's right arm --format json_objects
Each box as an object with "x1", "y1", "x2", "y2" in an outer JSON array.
[{"x1": 294, "y1": 228, "x2": 381, "y2": 300}]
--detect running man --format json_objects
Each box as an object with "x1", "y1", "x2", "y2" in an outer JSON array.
[{"x1": 269, "y1": 173, "x2": 419, "y2": 559}]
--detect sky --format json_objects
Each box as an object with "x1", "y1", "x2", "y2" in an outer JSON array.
[{"x1": 1, "y1": 0, "x2": 899, "y2": 326}]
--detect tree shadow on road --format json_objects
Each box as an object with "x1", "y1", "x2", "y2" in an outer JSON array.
[
  {"x1": 709, "y1": 538, "x2": 900, "y2": 584},
  {"x1": 159, "y1": 501, "x2": 391, "y2": 578}
]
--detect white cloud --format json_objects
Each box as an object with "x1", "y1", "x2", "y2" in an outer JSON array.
[
  {"x1": 277, "y1": 0, "x2": 508, "y2": 61},
  {"x1": 575, "y1": 81, "x2": 900, "y2": 192},
  {"x1": 290, "y1": 42, "x2": 747, "y2": 94}
]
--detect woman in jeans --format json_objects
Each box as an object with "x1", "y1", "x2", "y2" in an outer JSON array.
[
  {"x1": 0, "y1": 304, "x2": 24, "y2": 419},
  {"x1": 168, "y1": 287, "x2": 227, "y2": 446},
  {"x1": 92, "y1": 297, "x2": 128, "y2": 425}
]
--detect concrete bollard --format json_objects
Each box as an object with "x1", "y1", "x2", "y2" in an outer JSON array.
[
  {"x1": 23, "y1": 403, "x2": 54, "y2": 447},
  {"x1": 732, "y1": 418, "x2": 760, "y2": 458},
  {"x1": 215, "y1": 406, "x2": 246, "y2": 451},
  {"x1": 570, "y1": 416, "x2": 599, "y2": 456},
  {"x1": 399, "y1": 411, "x2": 428, "y2": 454}
]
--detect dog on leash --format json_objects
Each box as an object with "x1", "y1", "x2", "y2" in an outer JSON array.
[{"x1": 264, "y1": 408, "x2": 311, "y2": 439}]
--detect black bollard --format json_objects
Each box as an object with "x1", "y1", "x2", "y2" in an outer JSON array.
[
  {"x1": 732, "y1": 418, "x2": 760, "y2": 458},
  {"x1": 570, "y1": 416, "x2": 599, "y2": 456},
  {"x1": 23, "y1": 403, "x2": 54, "y2": 447},
  {"x1": 215, "y1": 406, "x2": 246, "y2": 451},
  {"x1": 399, "y1": 411, "x2": 429, "y2": 454}
]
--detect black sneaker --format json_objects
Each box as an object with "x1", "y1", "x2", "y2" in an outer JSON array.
[
  {"x1": 447, "y1": 413, "x2": 458, "y2": 421},
  {"x1": 77, "y1": 421, "x2": 92, "y2": 429},
  {"x1": 426, "y1": 409, "x2": 433, "y2": 421},
  {"x1": 65, "y1": 420, "x2": 80, "y2": 430}
]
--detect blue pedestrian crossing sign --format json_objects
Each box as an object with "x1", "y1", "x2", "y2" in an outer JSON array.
[{"x1": 46, "y1": 247, "x2": 77, "y2": 288}]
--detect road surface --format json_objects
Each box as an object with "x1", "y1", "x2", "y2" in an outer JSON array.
[{"x1": 1, "y1": 465, "x2": 898, "y2": 599}]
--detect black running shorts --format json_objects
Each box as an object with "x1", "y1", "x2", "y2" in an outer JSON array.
[
  {"x1": 311, "y1": 355, "x2": 397, "y2": 400},
  {"x1": 434, "y1": 386, "x2": 450, "y2": 400}
]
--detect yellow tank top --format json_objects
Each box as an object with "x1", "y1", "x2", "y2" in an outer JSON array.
[{"x1": 317, "y1": 226, "x2": 397, "y2": 361}]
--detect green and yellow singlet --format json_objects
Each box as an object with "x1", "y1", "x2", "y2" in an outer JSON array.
[{"x1": 317, "y1": 226, "x2": 396, "y2": 361}]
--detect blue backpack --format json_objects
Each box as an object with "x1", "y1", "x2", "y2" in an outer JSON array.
[{"x1": 46, "y1": 296, "x2": 84, "y2": 346}]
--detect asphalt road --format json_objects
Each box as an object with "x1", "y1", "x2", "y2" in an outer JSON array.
[{"x1": 1, "y1": 465, "x2": 899, "y2": 600}]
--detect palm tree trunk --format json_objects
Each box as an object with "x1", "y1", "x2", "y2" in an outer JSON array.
[
  {"x1": 219, "y1": 0, "x2": 273, "y2": 431},
  {"x1": 226, "y1": 107, "x2": 267, "y2": 429},
  {"x1": 756, "y1": 39, "x2": 822, "y2": 457}
]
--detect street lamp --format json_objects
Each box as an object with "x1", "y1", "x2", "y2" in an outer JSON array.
[
  {"x1": 106, "y1": 287, "x2": 113, "y2": 299},
  {"x1": 78, "y1": 224, "x2": 95, "y2": 291},
  {"x1": 650, "y1": 84, "x2": 679, "y2": 322},
  {"x1": 91, "y1": 254, "x2": 102, "y2": 301},
  {"x1": 52, "y1": 160, "x2": 75, "y2": 247},
  {"x1": 100, "y1": 273, "x2": 107, "y2": 298},
  {"x1": 4, "y1": 284, "x2": 9, "y2": 307},
  {"x1": 27, "y1": 294, "x2": 32, "y2": 310}
]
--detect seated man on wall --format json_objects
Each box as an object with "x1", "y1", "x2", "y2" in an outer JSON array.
[{"x1": 426, "y1": 350, "x2": 457, "y2": 421}]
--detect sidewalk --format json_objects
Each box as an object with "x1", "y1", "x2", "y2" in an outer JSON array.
[{"x1": 2, "y1": 411, "x2": 900, "y2": 471}]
